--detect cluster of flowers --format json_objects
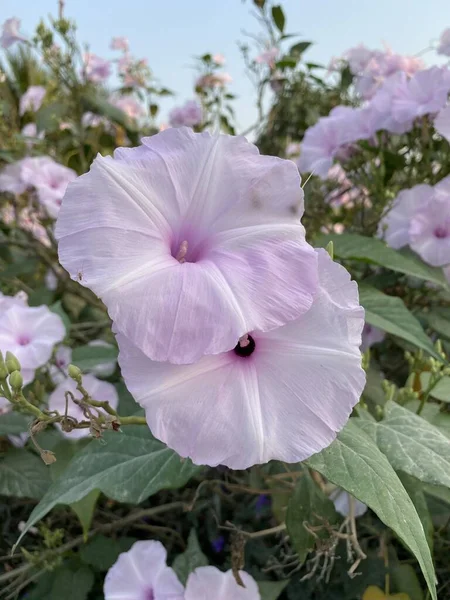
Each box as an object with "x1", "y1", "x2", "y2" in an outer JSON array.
[
  {"x1": 55, "y1": 126, "x2": 366, "y2": 469},
  {"x1": 298, "y1": 63, "x2": 450, "y2": 178},
  {"x1": 0, "y1": 155, "x2": 76, "y2": 219},
  {"x1": 104, "y1": 539, "x2": 261, "y2": 599},
  {"x1": 0, "y1": 289, "x2": 118, "y2": 439}
]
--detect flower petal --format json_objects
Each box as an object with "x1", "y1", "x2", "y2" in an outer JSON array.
[
  {"x1": 185, "y1": 567, "x2": 260, "y2": 600},
  {"x1": 117, "y1": 249, "x2": 365, "y2": 469}
]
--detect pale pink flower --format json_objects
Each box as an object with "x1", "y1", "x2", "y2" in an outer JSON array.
[
  {"x1": 378, "y1": 184, "x2": 434, "y2": 249},
  {"x1": 117, "y1": 250, "x2": 365, "y2": 469},
  {"x1": 0, "y1": 160, "x2": 28, "y2": 195},
  {"x1": 110, "y1": 36, "x2": 129, "y2": 52},
  {"x1": 56, "y1": 127, "x2": 319, "y2": 365},
  {"x1": 361, "y1": 323, "x2": 385, "y2": 351},
  {"x1": 255, "y1": 47, "x2": 279, "y2": 68},
  {"x1": 298, "y1": 111, "x2": 361, "y2": 178},
  {"x1": 49, "y1": 345, "x2": 72, "y2": 384},
  {"x1": 196, "y1": 73, "x2": 232, "y2": 88},
  {"x1": 0, "y1": 291, "x2": 28, "y2": 313},
  {"x1": 369, "y1": 72, "x2": 414, "y2": 134},
  {"x1": 169, "y1": 100, "x2": 203, "y2": 128},
  {"x1": 111, "y1": 95, "x2": 145, "y2": 120},
  {"x1": 330, "y1": 488, "x2": 368, "y2": 518},
  {"x1": 21, "y1": 123, "x2": 44, "y2": 148},
  {"x1": 213, "y1": 53, "x2": 226, "y2": 65},
  {"x1": 285, "y1": 142, "x2": 301, "y2": 158},
  {"x1": 185, "y1": 567, "x2": 260, "y2": 599},
  {"x1": 437, "y1": 28, "x2": 450, "y2": 56},
  {"x1": 435, "y1": 105, "x2": 450, "y2": 142},
  {"x1": 20, "y1": 157, "x2": 77, "y2": 219},
  {"x1": 84, "y1": 53, "x2": 112, "y2": 83},
  {"x1": 48, "y1": 374, "x2": 118, "y2": 439},
  {"x1": 345, "y1": 44, "x2": 374, "y2": 74},
  {"x1": 17, "y1": 207, "x2": 51, "y2": 247},
  {"x1": 45, "y1": 269, "x2": 58, "y2": 291},
  {"x1": 392, "y1": 67, "x2": 450, "y2": 122},
  {"x1": 104, "y1": 540, "x2": 184, "y2": 600},
  {"x1": 0, "y1": 305, "x2": 65, "y2": 385},
  {"x1": 19, "y1": 86, "x2": 46, "y2": 116},
  {"x1": 0, "y1": 18, "x2": 26, "y2": 49}
]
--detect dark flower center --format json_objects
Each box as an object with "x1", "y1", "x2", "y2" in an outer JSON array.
[
  {"x1": 17, "y1": 335, "x2": 31, "y2": 346},
  {"x1": 145, "y1": 589, "x2": 154, "y2": 600},
  {"x1": 434, "y1": 226, "x2": 448, "y2": 239},
  {"x1": 234, "y1": 334, "x2": 256, "y2": 358}
]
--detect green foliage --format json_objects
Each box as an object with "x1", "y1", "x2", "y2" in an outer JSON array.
[
  {"x1": 0, "y1": 449, "x2": 51, "y2": 499},
  {"x1": 71, "y1": 343, "x2": 117, "y2": 371},
  {"x1": 172, "y1": 529, "x2": 209, "y2": 585},
  {"x1": 306, "y1": 421, "x2": 437, "y2": 600}
]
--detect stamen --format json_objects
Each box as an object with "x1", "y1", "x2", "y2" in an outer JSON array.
[
  {"x1": 239, "y1": 334, "x2": 250, "y2": 348},
  {"x1": 176, "y1": 240, "x2": 189, "y2": 263}
]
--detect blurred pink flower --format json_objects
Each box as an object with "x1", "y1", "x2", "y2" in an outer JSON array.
[
  {"x1": 84, "y1": 53, "x2": 112, "y2": 83},
  {"x1": 0, "y1": 18, "x2": 26, "y2": 49},
  {"x1": 169, "y1": 100, "x2": 203, "y2": 128},
  {"x1": 104, "y1": 540, "x2": 184, "y2": 600},
  {"x1": 255, "y1": 47, "x2": 279, "y2": 68},
  {"x1": 17, "y1": 206, "x2": 51, "y2": 247},
  {"x1": 0, "y1": 304, "x2": 65, "y2": 385},
  {"x1": 49, "y1": 344, "x2": 72, "y2": 384},
  {"x1": 213, "y1": 53, "x2": 226, "y2": 65},
  {"x1": 437, "y1": 28, "x2": 450, "y2": 56},
  {"x1": 110, "y1": 36, "x2": 129, "y2": 52},
  {"x1": 21, "y1": 123, "x2": 44, "y2": 149},
  {"x1": 185, "y1": 567, "x2": 260, "y2": 599},
  {"x1": 0, "y1": 160, "x2": 29, "y2": 195},
  {"x1": 361, "y1": 323, "x2": 385, "y2": 352},
  {"x1": 196, "y1": 72, "x2": 232, "y2": 88},
  {"x1": 379, "y1": 177, "x2": 450, "y2": 266},
  {"x1": 369, "y1": 72, "x2": 414, "y2": 134},
  {"x1": 117, "y1": 250, "x2": 365, "y2": 469},
  {"x1": 435, "y1": 105, "x2": 450, "y2": 142},
  {"x1": 0, "y1": 291, "x2": 28, "y2": 313},
  {"x1": 48, "y1": 374, "x2": 119, "y2": 439},
  {"x1": 20, "y1": 157, "x2": 77, "y2": 219},
  {"x1": 111, "y1": 95, "x2": 145, "y2": 120},
  {"x1": 392, "y1": 67, "x2": 450, "y2": 122},
  {"x1": 19, "y1": 86, "x2": 46, "y2": 115},
  {"x1": 298, "y1": 110, "x2": 361, "y2": 178},
  {"x1": 286, "y1": 142, "x2": 301, "y2": 158},
  {"x1": 345, "y1": 44, "x2": 374, "y2": 74},
  {"x1": 56, "y1": 127, "x2": 318, "y2": 365}
]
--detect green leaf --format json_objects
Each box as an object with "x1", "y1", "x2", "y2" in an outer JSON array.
[
  {"x1": 172, "y1": 529, "x2": 209, "y2": 585},
  {"x1": 420, "y1": 307, "x2": 450, "y2": 340},
  {"x1": 358, "y1": 401, "x2": 450, "y2": 488},
  {"x1": 0, "y1": 257, "x2": 39, "y2": 280},
  {"x1": 289, "y1": 41, "x2": 312, "y2": 57},
  {"x1": 0, "y1": 411, "x2": 31, "y2": 435},
  {"x1": 398, "y1": 473, "x2": 434, "y2": 552},
  {"x1": 50, "y1": 300, "x2": 71, "y2": 332},
  {"x1": 50, "y1": 440, "x2": 98, "y2": 537},
  {"x1": 391, "y1": 563, "x2": 424, "y2": 600},
  {"x1": 340, "y1": 65, "x2": 353, "y2": 88},
  {"x1": 305, "y1": 420, "x2": 436, "y2": 600},
  {"x1": 16, "y1": 426, "x2": 201, "y2": 545},
  {"x1": 80, "y1": 92, "x2": 139, "y2": 144},
  {"x1": 316, "y1": 234, "x2": 448, "y2": 288},
  {"x1": 116, "y1": 381, "x2": 141, "y2": 416},
  {"x1": 271, "y1": 5, "x2": 285, "y2": 32},
  {"x1": 71, "y1": 343, "x2": 118, "y2": 371},
  {"x1": 0, "y1": 449, "x2": 51, "y2": 499},
  {"x1": 28, "y1": 563, "x2": 94, "y2": 600},
  {"x1": 258, "y1": 579, "x2": 290, "y2": 599},
  {"x1": 35, "y1": 102, "x2": 68, "y2": 133},
  {"x1": 80, "y1": 534, "x2": 136, "y2": 571},
  {"x1": 359, "y1": 285, "x2": 441, "y2": 360},
  {"x1": 420, "y1": 372, "x2": 450, "y2": 402},
  {"x1": 286, "y1": 470, "x2": 338, "y2": 563}
]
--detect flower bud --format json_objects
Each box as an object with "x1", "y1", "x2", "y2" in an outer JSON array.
[
  {"x1": 0, "y1": 351, "x2": 8, "y2": 380},
  {"x1": 9, "y1": 370, "x2": 23, "y2": 391},
  {"x1": 325, "y1": 240, "x2": 334, "y2": 260},
  {"x1": 68, "y1": 364, "x2": 82, "y2": 383},
  {"x1": 5, "y1": 352, "x2": 21, "y2": 374}
]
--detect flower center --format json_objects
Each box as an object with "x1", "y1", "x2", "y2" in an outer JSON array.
[
  {"x1": 175, "y1": 240, "x2": 189, "y2": 263},
  {"x1": 434, "y1": 226, "x2": 449, "y2": 239},
  {"x1": 17, "y1": 335, "x2": 31, "y2": 346},
  {"x1": 234, "y1": 334, "x2": 256, "y2": 358},
  {"x1": 145, "y1": 589, "x2": 154, "y2": 600}
]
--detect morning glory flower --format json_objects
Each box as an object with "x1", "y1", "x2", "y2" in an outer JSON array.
[
  {"x1": 185, "y1": 567, "x2": 260, "y2": 599},
  {"x1": 330, "y1": 488, "x2": 368, "y2": 518},
  {"x1": 117, "y1": 250, "x2": 365, "y2": 469},
  {"x1": 104, "y1": 540, "x2": 184, "y2": 600},
  {"x1": 0, "y1": 18, "x2": 26, "y2": 49},
  {"x1": 19, "y1": 86, "x2": 46, "y2": 116},
  {"x1": 56, "y1": 127, "x2": 319, "y2": 364},
  {"x1": 0, "y1": 305, "x2": 65, "y2": 385}
]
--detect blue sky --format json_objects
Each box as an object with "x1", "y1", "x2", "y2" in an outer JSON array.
[{"x1": 1, "y1": 0, "x2": 448, "y2": 130}]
